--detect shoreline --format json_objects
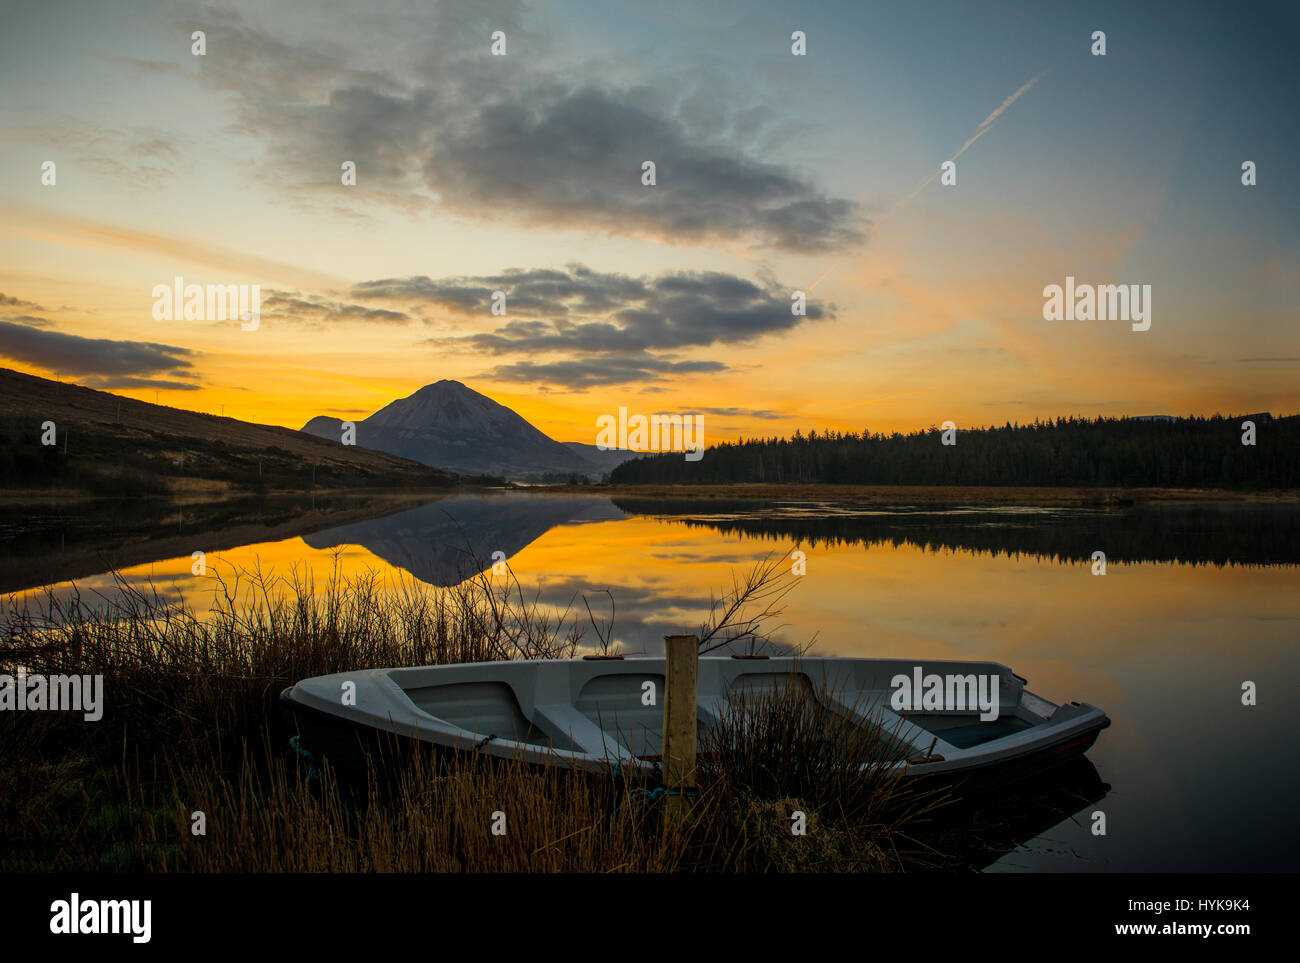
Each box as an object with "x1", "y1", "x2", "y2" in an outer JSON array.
[
  {"x1": 4, "y1": 483, "x2": 1297, "y2": 595},
  {"x1": 0, "y1": 489, "x2": 471, "y2": 595},
  {"x1": 7, "y1": 482, "x2": 1299, "y2": 509},
  {"x1": 530, "y1": 483, "x2": 1300, "y2": 505}
]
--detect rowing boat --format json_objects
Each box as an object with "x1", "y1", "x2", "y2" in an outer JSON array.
[{"x1": 279, "y1": 655, "x2": 1109, "y2": 787}]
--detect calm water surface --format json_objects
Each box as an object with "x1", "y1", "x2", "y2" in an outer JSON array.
[{"x1": 7, "y1": 493, "x2": 1298, "y2": 872}]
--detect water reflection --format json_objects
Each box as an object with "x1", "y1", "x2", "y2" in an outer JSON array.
[
  {"x1": 5, "y1": 492, "x2": 1298, "y2": 870},
  {"x1": 612, "y1": 498, "x2": 1300, "y2": 567},
  {"x1": 301, "y1": 495, "x2": 624, "y2": 586},
  {"x1": 921, "y1": 757, "x2": 1111, "y2": 871}
]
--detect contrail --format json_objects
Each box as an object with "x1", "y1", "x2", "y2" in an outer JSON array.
[
  {"x1": 892, "y1": 70, "x2": 1046, "y2": 213},
  {"x1": 808, "y1": 71, "x2": 1046, "y2": 293},
  {"x1": 961, "y1": 71, "x2": 1047, "y2": 153}
]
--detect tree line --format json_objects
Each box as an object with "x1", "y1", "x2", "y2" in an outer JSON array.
[{"x1": 609, "y1": 414, "x2": 1299, "y2": 488}]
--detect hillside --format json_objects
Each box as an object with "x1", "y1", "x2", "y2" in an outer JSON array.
[
  {"x1": 0, "y1": 367, "x2": 467, "y2": 495},
  {"x1": 563, "y1": 441, "x2": 639, "y2": 473}
]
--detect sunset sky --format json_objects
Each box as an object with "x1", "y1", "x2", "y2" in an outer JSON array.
[{"x1": 1, "y1": 0, "x2": 1296, "y2": 445}]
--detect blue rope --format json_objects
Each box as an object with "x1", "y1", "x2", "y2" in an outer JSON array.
[
  {"x1": 632, "y1": 786, "x2": 697, "y2": 802},
  {"x1": 289, "y1": 734, "x2": 321, "y2": 784},
  {"x1": 615, "y1": 784, "x2": 697, "y2": 814}
]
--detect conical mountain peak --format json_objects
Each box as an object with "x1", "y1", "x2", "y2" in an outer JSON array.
[{"x1": 301, "y1": 380, "x2": 637, "y2": 479}]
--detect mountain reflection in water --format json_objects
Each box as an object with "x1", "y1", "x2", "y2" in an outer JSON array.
[{"x1": 302, "y1": 495, "x2": 625, "y2": 586}]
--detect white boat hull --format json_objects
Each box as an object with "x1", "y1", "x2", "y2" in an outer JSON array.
[{"x1": 280, "y1": 656, "x2": 1109, "y2": 786}]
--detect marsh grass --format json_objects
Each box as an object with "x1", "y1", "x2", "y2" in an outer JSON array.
[{"x1": 1, "y1": 559, "x2": 942, "y2": 872}]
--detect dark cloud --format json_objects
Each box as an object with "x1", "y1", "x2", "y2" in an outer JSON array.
[
  {"x1": 697, "y1": 406, "x2": 783, "y2": 419},
  {"x1": 358, "y1": 265, "x2": 828, "y2": 361},
  {"x1": 421, "y1": 85, "x2": 865, "y2": 252},
  {"x1": 192, "y1": 14, "x2": 864, "y2": 252},
  {"x1": 353, "y1": 263, "x2": 827, "y2": 387},
  {"x1": 0, "y1": 320, "x2": 198, "y2": 382},
  {"x1": 261, "y1": 290, "x2": 411, "y2": 326},
  {"x1": 0, "y1": 293, "x2": 44, "y2": 311},
  {"x1": 353, "y1": 266, "x2": 650, "y2": 318}
]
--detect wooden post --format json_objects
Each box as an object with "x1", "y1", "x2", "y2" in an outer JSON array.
[{"x1": 662, "y1": 634, "x2": 699, "y2": 831}]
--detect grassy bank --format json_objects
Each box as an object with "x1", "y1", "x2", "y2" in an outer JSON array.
[{"x1": 1, "y1": 563, "x2": 945, "y2": 872}]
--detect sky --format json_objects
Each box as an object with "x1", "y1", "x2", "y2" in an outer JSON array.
[{"x1": 1, "y1": 0, "x2": 1296, "y2": 444}]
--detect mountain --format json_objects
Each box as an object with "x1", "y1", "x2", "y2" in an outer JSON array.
[
  {"x1": 0, "y1": 366, "x2": 462, "y2": 494},
  {"x1": 301, "y1": 380, "x2": 638, "y2": 480}
]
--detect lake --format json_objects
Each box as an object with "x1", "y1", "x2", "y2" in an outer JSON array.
[{"x1": 4, "y1": 491, "x2": 1297, "y2": 871}]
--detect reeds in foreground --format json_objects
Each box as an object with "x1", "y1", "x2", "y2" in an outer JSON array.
[{"x1": 1, "y1": 559, "x2": 944, "y2": 872}]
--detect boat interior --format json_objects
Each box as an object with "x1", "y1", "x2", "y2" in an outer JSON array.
[{"x1": 382, "y1": 656, "x2": 1059, "y2": 764}]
